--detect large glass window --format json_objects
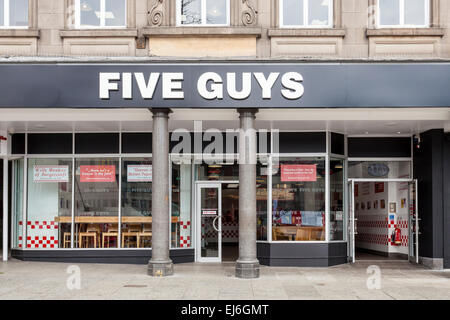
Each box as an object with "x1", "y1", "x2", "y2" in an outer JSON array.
[
  {"x1": 76, "y1": 0, "x2": 126, "y2": 28},
  {"x1": 280, "y1": 0, "x2": 333, "y2": 28},
  {"x1": 330, "y1": 159, "x2": 344, "y2": 241},
  {"x1": 171, "y1": 159, "x2": 192, "y2": 248},
  {"x1": 121, "y1": 158, "x2": 152, "y2": 248},
  {"x1": 75, "y1": 158, "x2": 119, "y2": 248},
  {"x1": 379, "y1": 0, "x2": 429, "y2": 27},
  {"x1": 0, "y1": 0, "x2": 28, "y2": 28},
  {"x1": 26, "y1": 159, "x2": 72, "y2": 249},
  {"x1": 177, "y1": 0, "x2": 230, "y2": 26},
  {"x1": 272, "y1": 157, "x2": 326, "y2": 241},
  {"x1": 348, "y1": 161, "x2": 411, "y2": 179}
]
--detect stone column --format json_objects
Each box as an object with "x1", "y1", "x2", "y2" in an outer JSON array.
[
  {"x1": 148, "y1": 108, "x2": 173, "y2": 277},
  {"x1": 236, "y1": 109, "x2": 260, "y2": 278}
]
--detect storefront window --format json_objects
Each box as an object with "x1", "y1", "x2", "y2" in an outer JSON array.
[
  {"x1": 348, "y1": 161, "x2": 411, "y2": 179},
  {"x1": 272, "y1": 157, "x2": 326, "y2": 241},
  {"x1": 330, "y1": 159, "x2": 344, "y2": 241},
  {"x1": 121, "y1": 158, "x2": 152, "y2": 248},
  {"x1": 77, "y1": 0, "x2": 126, "y2": 28},
  {"x1": 280, "y1": 0, "x2": 333, "y2": 28},
  {"x1": 26, "y1": 159, "x2": 72, "y2": 249},
  {"x1": 75, "y1": 158, "x2": 119, "y2": 248},
  {"x1": 257, "y1": 160, "x2": 268, "y2": 241},
  {"x1": 177, "y1": 0, "x2": 229, "y2": 26},
  {"x1": 12, "y1": 159, "x2": 24, "y2": 248},
  {"x1": 171, "y1": 160, "x2": 192, "y2": 248},
  {"x1": 0, "y1": 0, "x2": 28, "y2": 28}
]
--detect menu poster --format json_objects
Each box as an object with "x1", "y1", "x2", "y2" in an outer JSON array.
[
  {"x1": 33, "y1": 165, "x2": 69, "y2": 182},
  {"x1": 281, "y1": 164, "x2": 317, "y2": 182},
  {"x1": 80, "y1": 165, "x2": 116, "y2": 182},
  {"x1": 127, "y1": 165, "x2": 152, "y2": 182}
]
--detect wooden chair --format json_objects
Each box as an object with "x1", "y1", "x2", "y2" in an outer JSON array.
[
  {"x1": 295, "y1": 228, "x2": 310, "y2": 241},
  {"x1": 122, "y1": 224, "x2": 140, "y2": 248},
  {"x1": 102, "y1": 224, "x2": 118, "y2": 248},
  {"x1": 79, "y1": 224, "x2": 101, "y2": 248},
  {"x1": 139, "y1": 224, "x2": 152, "y2": 248}
]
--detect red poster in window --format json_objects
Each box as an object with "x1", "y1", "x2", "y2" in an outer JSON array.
[
  {"x1": 80, "y1": 165, "x2": 116, "y2": 182},
  {"x1": 281, "y1": 164, "x2": 317, "y2": 182},
  {"x1": 375, "y1": 182, "x2": 385, "y2": 193}
]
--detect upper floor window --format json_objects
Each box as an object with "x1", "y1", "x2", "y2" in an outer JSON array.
[
  {"x1": 75, "y1": 0, "x2": 126, "y2": 28},
  {"x1": 0, "y1": 0, "x2": 28, "y2": 28},
  {"x1": 378, "y1": 0, "x2": 429, "y2": 28},
  {"x1": 176, "y1": 0, "x2": 230, "y2": 26},
  {"x1": 280, "y1": 0, "x2": 333, "y2": 28}
]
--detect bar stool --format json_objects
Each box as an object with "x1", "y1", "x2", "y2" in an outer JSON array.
[
  {"x1": 79, "y1": 224, "x2": 101, "y2": 248},
  {"x1": 102, "y1": 224, "x2": 118, "y2": 248},
  {"x1": 63, "y1": 232, "x2": 71, "y2": 248},
  {"x1": 139, "y1": 224, "x2": 152, "y2": 248},
  {"x1": 122, "y1": 225, "x2": 140, "y2": 248}
]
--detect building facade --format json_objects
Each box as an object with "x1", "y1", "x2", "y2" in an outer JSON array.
[{"x1": 1, "y1": 0, "x2": 450, "y2": 278}]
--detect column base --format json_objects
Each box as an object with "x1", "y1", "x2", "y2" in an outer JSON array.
[
  {"x1": 147, "y1": 260, "x2": 174, "y2": 277},
  {"x1": 235, "y1": 260, "x2": 260, "y2": 279}
]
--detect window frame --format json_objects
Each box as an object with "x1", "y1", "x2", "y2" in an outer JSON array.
[
  {"x1": 75, "y1": 0, "x2": 127, "y2": 29},
  {"x1": 0, "y1": 0, "x2": 29, "y2": 29},
  {"x1": 377, "y1": 0, "x2": 430, "y2": 28},
  {"x1": 279, "y1": 0, "x2": 334, "y2": 29},
  {"x1": 176, "y1": 0, "x2": 231, "y2": 27}
]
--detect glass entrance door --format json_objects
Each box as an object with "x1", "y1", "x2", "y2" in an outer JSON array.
[
  {"x1": 196, "y1": 183, "x2": 222, "y2": 262},
  {"x1": 347, "y1": 180, "x2": 356, "y2": 263},
  {"x1": 408, "y1": 180, "x2": 420, "y2": 263}
]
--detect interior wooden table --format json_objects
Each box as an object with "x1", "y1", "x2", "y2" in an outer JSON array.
[{"x1": 273, "y1": 226, "x2": 324, "y2": 241}]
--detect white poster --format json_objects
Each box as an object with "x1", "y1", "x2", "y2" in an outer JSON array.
[
  {"x1": 127, "y1": 165, "x2": 152, "y2": 182},
  {"x1": 33, "y1": 165, "x2": 69, "y2": 182}
]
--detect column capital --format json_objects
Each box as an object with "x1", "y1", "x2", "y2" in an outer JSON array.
[
  {"x1": 237, "y1": 108, "x2": 259, "y2": 118},
  {"x1": 149, "y1": 108, "x2": 173, "y2": 117}
]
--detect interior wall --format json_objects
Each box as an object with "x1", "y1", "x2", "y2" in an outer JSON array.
[{"x1": 355, "y1": 182, "x2": 390, "y2": 254}]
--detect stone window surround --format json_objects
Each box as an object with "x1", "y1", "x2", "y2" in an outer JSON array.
[
  {"x1": 366, "y1": 0, "x2": 444, "y2": 38},
  {"x1": 0, "y1": 0, "x2": 38, "y2": 37},
  {"x1": 144, "y1": 0, "x2": 261, "y2": 37},
  {"x1": 268, "y1": 0, "x2": 345, "y2": 38}
]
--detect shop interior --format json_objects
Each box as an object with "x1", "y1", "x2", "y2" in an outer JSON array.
[{"x1": 349, "y1": 162, "x2": 414, "y2": 260}]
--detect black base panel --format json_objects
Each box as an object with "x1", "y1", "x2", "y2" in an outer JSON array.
[
  {"x1": 257, "y1": 242, "x2": 348, "y2": 267},
  {"x1": 11, "y1": 249, "x2": 195, "y2": 265}
]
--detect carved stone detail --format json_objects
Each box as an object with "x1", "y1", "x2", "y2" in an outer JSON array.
[
  {"x1": 241, "y1": 0, "x2": 257, "y2": 26},
  {"x1": 148, "y1": 0, "x2": 164, "y2": 26}
]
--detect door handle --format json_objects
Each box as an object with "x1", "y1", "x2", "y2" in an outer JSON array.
[{"x1": 213, "y1": 215, "x2": 221, "y2": 232}]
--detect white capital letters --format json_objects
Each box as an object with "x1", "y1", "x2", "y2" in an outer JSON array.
[
  {"x1": 135, "y1": 72, "x2": 160, "y2": 99},
  {"x1": 227, "y1": 72, "x2": 252, "y2": 100},
  {"x1": 281, "y1": 72, "x2": 304, "y2": 100},
  {"x1": 163, "y1": 73, "x2": 184, "y2": 99},
  {"x1": 122, "y1": 73, "x2": 132, "y2": 99},
  {"x1": 99, "y1": 73, "x2": 120, "y2": 99},
  {"x1": 254, "y1": 72, "x2": 280, "y2": 99},
  {"x1": 197, "y1": 72, "x2": 223, "y2": 100}
]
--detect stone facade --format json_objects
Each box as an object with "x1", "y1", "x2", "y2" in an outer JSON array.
[{"x1": 0, "y1": 0, "x2": 449, "y2": 59}]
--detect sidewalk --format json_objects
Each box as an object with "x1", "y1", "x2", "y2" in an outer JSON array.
[{"x1": 0, "y1": 258, "x2": 449, "y2": 300}]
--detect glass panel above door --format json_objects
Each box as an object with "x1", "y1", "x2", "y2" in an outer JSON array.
[{"x1": 348, "y1": 161, "x2": 411, "y2": 179}]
